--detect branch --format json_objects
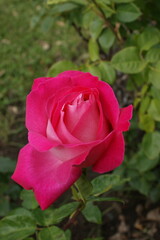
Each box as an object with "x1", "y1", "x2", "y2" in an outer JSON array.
[{"x1": 91, "y1": 0, "x2": 123, "y2": 44}]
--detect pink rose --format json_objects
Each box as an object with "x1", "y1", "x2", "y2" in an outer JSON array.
[{"x1": 11, "y1": 71, "x2": 132, "y2": 210}]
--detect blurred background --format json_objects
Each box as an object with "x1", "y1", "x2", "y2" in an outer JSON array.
[{"x1": 0, "y1": 0, "x2": 160, "y2": 239}]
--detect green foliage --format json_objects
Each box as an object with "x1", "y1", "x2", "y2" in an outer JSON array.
[
  {"x1": 111, "y1": 47, "x2": 146, "y2": 73},
  {"x1": 20, "y1": 190, "x2": 39, "y2": 210},
  {"x1": 82, "y1": 202, "x2": 102, "y2": 224},
  {"x1": 33, "y1": 202, "x2": 79, "y2": 226},
  {"x1": 0, "y1": 208, "x2": 36, "y2": 240},
  {"x1": 1, "y1": 0, "x2": 160, "y2": 238},
  {"x1": 116, "y1": 3, "x2": 141, "y2": 23},
  {"x1": 38, "y1": 226, "x2": 66, "y2": 240},
  {"x1": 0, "y1": 157, "x2": 15, "y2": 173}
]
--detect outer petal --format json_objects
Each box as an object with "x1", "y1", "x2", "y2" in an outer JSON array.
[
  {"x1": 32, "y1": 77, "x2": 53, "y2": 91},
  {"x1": 28, "y1": 131, "x2": 57, "y2": 152},
  {"x1": 117, "y1": 105, "x2": 133, "y2": 131},
  {"x1": 57, "y1": 70, "x2": 84, "y2": 78},
  {"x1": 11, "y1": 144, "x2": 86, "y2": 210},
  {"x1": 90, "y1": 132, "x2": 125, "y2": 173},
  {"x1": 97, "y1": 81, "x2": 120, "y2": 129},
  {"x1": 26, "y1": 76, "x2": 72, "y2": 134}
]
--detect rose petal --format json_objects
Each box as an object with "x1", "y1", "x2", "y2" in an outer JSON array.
[
  {"x1": 98, "y1": 81, "x2": 120, "y2": 129},
  {"x1": 92, "y1": 132, "x2": 125, "y2": 173},
  {"x1": 117, "y1": 105, "x2": 133, "y2": 131},
  {"x1": 57, "y1": 70, "x2": 84, "y2": 78},
  {"x1": 26, "y1": 76, "x2": 72, "y2": 134},
  {"x1": 11, "y1": 144, "x2": 83, "y2": 210},
  {"x1": 28, "y1": 131, "x2": 57, "y2": 152}
]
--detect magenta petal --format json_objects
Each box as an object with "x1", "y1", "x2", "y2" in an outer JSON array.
[
  {"x1": 32, "y1": 77, "x2": 52, "y2": 91},
  {"x1": 11, "y1": 144, "x2": 83, "y2": 210},
  {"x1": 92, "y1": 132, "x2": 125, "y2": 173},
  {"x1": 117, "y1": 105, "x2": 133, "y2": 131},
  {"x1": 57, "y1": 70, "x2": 84, "y2": 78},
  {"x1": 98, "y1": 81, "x2": 120, "y2": 128},
  {"x1": 28, "y1": 131, "x2": 56, "y2": 152}
]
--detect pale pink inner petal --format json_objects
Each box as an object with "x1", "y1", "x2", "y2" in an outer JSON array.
[{"x1": 63, "y1": 93, "x2": 100, "y2": 142}]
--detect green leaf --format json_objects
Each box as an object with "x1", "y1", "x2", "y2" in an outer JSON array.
[
  {"x1": 87, "y1": 65, "x2": 102, "y2": 79},
  {"x1": 98, "y1": 29, "x2": 115, "y2": 53},
  {"x1": 148, "y1": 61, "x2": 160, "y2": 89},
  {"x1": 0, "y1": 196, "x2": 10, "y2": 217},
  {"x1": 139, "y1": 114, "x2": 155, "y2": 132},
  {"x1": 51, "y1": 3, "x2": 79, "y2": 14},
  {"x1": 88, "y1": 196, "x2": 124, "y2": 203},
  {"x1": 75, "y1": 174, "x2": 93, "y2": 201},
  {"x1": 82, "y1": 202, "x2": 102, "y2": 224},
  {"x1": 111, "y1": 47, "x2": 146, "y2": 73},
  {"x1": 130, "y1": 175, "x2": 151, "y2": 196},
  {"x1": 33, "y1": 202, "x2": 79, "y2": 226},
  {"x1": 95, "y1": 1, "x2": 115, "y2": 17},
  {"x1": 148, "y1": 99, "x2": 160, "y2": 121},
  {"x1": 137, "y1": 27, "x2": 160, "y2": 51},
  {"x1": 98, "y1": 61, "x2": 116, "y2": 84},
  {"x1": 129, "y1": 150, "x2": 159, "y2": 172},
  {"x1": 84, "y1": 238, "x2": 103, "y2": 240},
  {"x1": 64, "y1": 230, "x2": 71, "y2": 240},
  {"x1": 139, "y1": 96, "x2": 151, "y2": 115},
  {"x1": 20, "y1": 190, "x2": 38, "y2": 210},
  {"x1": 47, "y1": 0, "x2": 86, "y2": 5},
  {"x1": 38, "y1": 226, "x2": 66, "y2": 240},
  {"x1": 91, "y1": 174, "x2": 124, "y2": 196},
  {"x1": 0, "y1": 209, "x2": 36, "y2": 240},
  {"x1": 47, "y1": 60, "x2": 77, "y2": 77},
  {"x1": 88, "y1": 39, "x2": 99, "y2": 61},
  {"x1": 112, "y1": 0, "x2": 133, "y2": 2},
  {"x1": 146, "y1": 48, "x2": 160, "y2": 63},
  {"x1": 89, "y1": 18, "x2": 104, "y2": 40},
  {"x1": 142, "y1": 132, "x2": 160, "y2": 159},
  {"x1": 116, "y1": 3, "x2": 141, "y2": 23},
  {"x1": 0, "y1": 157, "x2": 15, "y2": 173},
  {"x1": 24, "y1": 238, "x2": 34, "y2": 240}
]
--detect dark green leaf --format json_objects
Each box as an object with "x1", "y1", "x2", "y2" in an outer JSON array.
[
  {"x1": 112, "y1": 0, "x2": 133, "y2": 2},
  {"x1": 88, "y1": 39, "x2": 99, "y2": 61},
  {"x1": 0, "y1": 157, "x2": 15, "y2": 173},
  {"x1": 98, "y1": 61, "x2": 116, "y2": 84},
  {"x1": 129, "y1": 150, "x2": 159, "y2": 172},
  {"x1": 148, "y1": 99, "x2": 160, "y2": 121},
  {"x1": 91, "y1": 174, "x2": 124, "y2": 196},
  {"x1": 142, "y1": 132, "x2": 160, "y2": 159},
  {"x1": 111, "y1": 47, "x2": 146, "y2": 73},
  {"x1": 87, "y1": 65, "x2": 102, "y2": 78},
  {"x1": 116, "y1": 3, "x2": 141, "y2": 23},
  {"x1": 82, "y1": 202, "x2": 102, "y2": 224},
  {"x1": 0, "y1": 196, "x2": 10, "y2": 217},
  {"x1": 33, "y1": 202, "x2": 79, "y2": 226},
  {"x1": 98, "y1": 29, "x2": 115, "y2": 53},
  {"x1": 137, "y1": 27, "x2": 160, "y2": 51},
  {"x1": 89, "y1": 19, "x2": 104, "y2": 40},
  {"x1": 38, "y1": 226, "x2": 66, "y2": 240},
  {"x1": 88, "y1": 196, "x2": 124, "y2": 203},
  {"x1": 148, "y1": 61, "x2": 160, "y2": 89},
  {"x1": 146, "y1": 48, "x2": 160, "y2": 63},
  {"x1": 20, "y1": 190, "x2": 38, "y2": 210},
  {"x1": 0, "y1": 209, "x2": 36, "y2": 240},
  {"x1": 47, "y1": 60, "x2": 77, "y2": 77},
  {"x1": 75, "y1": 174, "x2": 93, "y2": 200}
]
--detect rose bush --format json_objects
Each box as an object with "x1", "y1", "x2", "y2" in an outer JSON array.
[{"x1": 11, "y1": 71, "x2": 132, "y2": 210}]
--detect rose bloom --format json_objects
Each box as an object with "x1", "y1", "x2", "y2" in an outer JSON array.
[{"x1": 12, "y1": 71, "x2": 132, "y2": 210}]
